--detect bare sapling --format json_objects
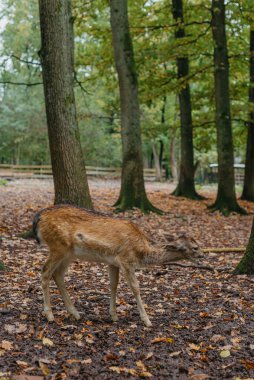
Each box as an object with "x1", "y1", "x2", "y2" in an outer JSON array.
[{"x1": 33, "y1": 205, "x2": 203, "y2": 327}]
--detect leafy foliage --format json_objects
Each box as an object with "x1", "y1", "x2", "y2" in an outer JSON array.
[{"x1": 0, "y1": 0, "x2": 252, "y2": 171}]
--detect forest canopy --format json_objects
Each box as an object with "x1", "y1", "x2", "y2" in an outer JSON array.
[{"x1": 0, "y1": 0, "x2": 251, "y2": 175}]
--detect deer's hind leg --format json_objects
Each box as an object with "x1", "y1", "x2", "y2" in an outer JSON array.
[
  {"x1": 41, "y1": 254, "x2": 63, "y2": 321},
  {"x1": 52, "y1": 258, "x2": 80, "y2": 320},
  {"x1": 108, "y1": 265, "x2": 119, "y2": 321}
]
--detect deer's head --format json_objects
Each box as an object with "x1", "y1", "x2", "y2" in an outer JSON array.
[{"x1": 163, "y1": 233, "x2": 203, "y2": 262}]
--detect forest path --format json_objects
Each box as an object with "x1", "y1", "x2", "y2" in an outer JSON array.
[{"x1": 0, "y1": 179, "x2": 254, "y2": 379}]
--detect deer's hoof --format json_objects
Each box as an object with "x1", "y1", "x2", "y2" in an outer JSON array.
[
  {"x1": 43, "y1": 310, "x2": 54, "y2": 322},
  {"x1": 69, "y1": 309, "x2": 81, "y2": 320},
  {"x1": 111, "y1": 314, "x2": 118, "y2": 322},
  {"x1": 144, "y1": 319, "x2": 152, "y2": 327}
]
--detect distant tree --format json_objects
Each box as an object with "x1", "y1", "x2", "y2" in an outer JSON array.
[
  {"x1": 109, "y1": 0, "x2": 162, "y2": 213},
  {"x1": 171, "y1": 0, "x2": 202, "y2": 200},
  {"x1": 234, "y1": 217, "x2": 254, "y2": 274},
  {"x1": 210, "y1": 0, "x2": 245, "y2": 215},
  {"x1": 38, "y1": 0, "x2": 92, "y2": 208},
  {"x1": 241, "y1": 27, "x2": 254, "y2": 202}
]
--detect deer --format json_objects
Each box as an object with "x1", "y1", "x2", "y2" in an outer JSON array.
[{"x1": 33, "y1": 205, "x2": 203, "y2": 327}]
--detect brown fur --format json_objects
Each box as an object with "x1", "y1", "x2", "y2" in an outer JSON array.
[{"x1": 34, "y1": 205, "x2": 202, "y2": 327}]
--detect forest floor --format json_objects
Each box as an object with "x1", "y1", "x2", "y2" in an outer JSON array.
[{"x1": 0, "y1": 178, "x2": 254, "y2": 380}]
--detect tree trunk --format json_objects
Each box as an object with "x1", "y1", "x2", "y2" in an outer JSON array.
[
  {"x1": 38, "y1": 0, "x2": 92, "y2": 208},
  {"x1": 159, "y1": 140, "x2": 164, "y2": 169},
  {"x1": 110, "y1": 0, "x2": 162, "y2": 213},
  {"x1": 209, "y1": 0, "x2": 245, "y2": 215},
  {"x1": 152, "y1": 142, "x2": 162, "y2": 181},
  {"x1": 234, "y1": 217, "x2": 254, "y2": 274},
  {"x1": 170, "y1": 128, "x2": 178, "y2": 182},
  {"x1": 171, "y1": 0, "x2": 202, "y2": 199},
  {"x1": 241, "y1": 28, "x2": 254, "y2": 202}
]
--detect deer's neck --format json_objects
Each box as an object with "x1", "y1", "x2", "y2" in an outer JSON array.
[{"x1": 143, "y1": 247, "x2": 178, "y2": 266}]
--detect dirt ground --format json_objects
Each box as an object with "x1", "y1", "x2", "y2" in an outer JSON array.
[{"x1": 0, "y1": 178, "x2": 254, "y2": 380}]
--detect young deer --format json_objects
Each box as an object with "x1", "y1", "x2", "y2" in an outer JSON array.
[{"x1": 33, "y1": 205, "x2": 203, "y2": 327}]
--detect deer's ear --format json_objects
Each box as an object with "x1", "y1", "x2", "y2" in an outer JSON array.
[
  {"x1": 178, "y1": 233, "x2": 188, "y2": 240},
  {"x1": 165, "y1": 241, "x2": 187, "y2": 252},
  {"x1": 164, "y1": 233, "x2": 177, "y2": 242}
]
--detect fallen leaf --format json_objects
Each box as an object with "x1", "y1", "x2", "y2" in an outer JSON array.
[
  {"x1": 151, "y1": 337, "x2": 174, "y2": 344},
  {"x1": 189, "y1": 343, "x2": 200, "y2": 351},
  {"x1": 39, "y1": 361, "x2": 50, "y2": 376},
  {"x1": 241, "y1": 359, "x2": 254, "y2": 370},
  {"x1": 136, "y1": 360, "x2": 153, "y2": 377},
  {"x1": 169, "y1": 351, "x2": 181, "y2": 357},
  {"x1": 145, "y1": 352, "x2": 154, "y2": 360},
  {"x1": 85, "y1": 336, "x2": 94, "y2": 344},
  {"x1": 190, "y1": 374, "x2": 209, "y2": 380},
  {"x1": 1, "y1": 340, "x2": 13, "y2": 350},
  {"x1": 210, "y1": 334, "x2": 225, "y2": 343},
  {"x1": 109, "y1": 366, "x2": 137, "y2": 376},
  {"x1": 66, "y1": 359, "x2": 81, "y2": 364},
  {"x1": 42, "y1": 337, "x2": 54, "y2": 347},
  {"x1": 104, "y1": 353, "x2": 119, "y2": 361},
  {"x1": 16, "y1": 360, "x2": 28, "y2": 367},
  {"x1": 220, "y1": 350, "x2": 231, "y2": 358},
  {"x1": 82, "y1": 358, "x2": 92, "y2": 364},
  {"x1": 4, "y1": 323, "x2": 27, "y2": 334}
]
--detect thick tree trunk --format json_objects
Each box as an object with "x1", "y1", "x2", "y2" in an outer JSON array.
[
  {"x1": 234, "y1": 217, "x2": 254, "y2": 274},
  {"x1": 110, "y1": 0, "x2": 162, "y2": 213},
  {"x1": 210, "y1": 0, "x2": 245, "y2": 215},
  {"x1": 241, "y1": 29, "x2": 254, "y2": 202},
  {"x1": 171, "y1": 0, "x2": 202, "y2": 199},
  {"x1": 38, "y1": 0, "x2": 92, "y2": 208}
]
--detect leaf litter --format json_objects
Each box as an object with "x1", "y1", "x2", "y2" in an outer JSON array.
[{"x1": 0, "y1": 178, "x2": 254, "y2": 379}]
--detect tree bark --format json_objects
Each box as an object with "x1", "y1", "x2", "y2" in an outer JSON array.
[
  {"x1": 171, "y1": 0, "x2": 202, "y2": 200},
  {"x1": 110, "y1": 0, "x2": 162, "y2": 213},
  {"x1": 38, "y1": 0, "x2": 92, "y2": 208},
  {"x1": 241, "y1": 28, "x2": 254, "y2": 202},
  {"x1": 170, "y1": 127, "x2": 178, "y2": 182},
  {"x1": 234, "y1": 217, "x2": 254, "y2": 274},
  {"x1": 152, "y1": 142, "x2": 162, "y2": 181},
  {"x1": 210, "y1": 0, "x2": 245, "y2": 215}
]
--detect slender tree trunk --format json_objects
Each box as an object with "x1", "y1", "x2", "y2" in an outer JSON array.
[
  {"x1": 159, "y1": 140, "x2": 164, "y2": 169},
  {"x1": 170, "y1": 128, "x2": 178, "y2": 182},
  {"x1": 152, "y1": 142, "x2": 162, "y2": 181},
  {"x1": 241, "y1": 28, "x2": 254, "y2": 202},
  {"x1": 171, "y1": 0, "x2": 202, "y2": 199},
  {"x1": 110, "y1": 0, "x2": 162, "y2": 213},
  {"x1": 159, "y1": 97, "x2": 166, "y2": 171},
  {"x1": 209, "y1": 0, "x2": 245, "y2": 215},
  {"x1": 234, "y1": 217, "x2": 254, "y2": 274},
  {"x1": 38, "y1": 0, "x2": 92, "y2": 208}
]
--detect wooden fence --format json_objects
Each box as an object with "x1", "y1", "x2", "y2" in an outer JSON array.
[{"x1": 0, "y1": 164, "x2": 165, "y2": 180}]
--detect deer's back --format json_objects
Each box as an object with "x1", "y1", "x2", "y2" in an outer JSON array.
[{"x1": 34, "y1": 205, "x2": 151, "y2": 264}]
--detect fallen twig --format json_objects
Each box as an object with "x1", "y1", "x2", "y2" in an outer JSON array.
[
  {"x1": 166, "y1": 263, "x2": 215, "y2": 271},
  {"x1": 165, "y1": 262, "x2": 232, "y2": 272},
  {"x1": 203, "y1": 247, "x2": 245, "y2": 253}
]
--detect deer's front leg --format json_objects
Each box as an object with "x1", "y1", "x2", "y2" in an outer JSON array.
[
  {"x1": 120, "y1": 265, "x2": 152, "y2": 327},
  {"x1": 108, "y1": 265, "x2": 119, "y2": 321}
]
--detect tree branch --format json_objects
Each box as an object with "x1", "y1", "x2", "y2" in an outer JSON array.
[
  {"x1": 0, "y1": 80, "x2": 43, "y2": 86},
  {"x1": 11, "y1": 55, "x2": 41, "y2": 66}
]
